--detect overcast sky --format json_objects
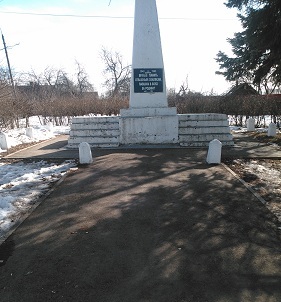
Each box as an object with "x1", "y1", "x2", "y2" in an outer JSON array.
[{"x1": 0, "y1": 0, "x2": 241, "y2": 95}]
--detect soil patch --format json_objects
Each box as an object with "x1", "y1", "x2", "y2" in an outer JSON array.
[{"x1": 223, "y1": 158, "x2": 281, "y2": 222}]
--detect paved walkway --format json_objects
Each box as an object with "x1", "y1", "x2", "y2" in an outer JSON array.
[
  {"x1": 0, "y1": 134, "x2": 280, "y2": 302},
  {"x1": 3, "y1": 132, "x2": 281, "y2": 160},
  {"x1": 223, "y1": 132, "x2": 281, "y2": 159}
]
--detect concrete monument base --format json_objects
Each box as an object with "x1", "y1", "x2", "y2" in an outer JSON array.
[
  {"x1": 119, "y1": 107, "x2": 178, "y2": 145},
  {"x1": 67, "y1": 112, "x2": 233, "y2": 148}
]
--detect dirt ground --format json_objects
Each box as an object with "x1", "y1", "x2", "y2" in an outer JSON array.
[{"x1": 223, "y1": 158, "x2": 281, "y2": 222}]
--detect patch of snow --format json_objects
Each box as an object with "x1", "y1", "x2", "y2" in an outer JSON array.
[
  {"x1": 0, "y1": 116, "x2": 74, "y2": 238},
  {"x1": 230, "y1": 126, "x2": 247, "y2": 133},
  {"x1": 230, "y1": 126, "x2": 272, "y2": 134},
  {"x1": 0, "y1": 160, "x2": 76, "y2": 235},
  {"x1": 0, "y1": 116, "x2": 70, "y2": 154},
  {"x1": 244, "y1": 160, "x2": 281, "y2": 195}
]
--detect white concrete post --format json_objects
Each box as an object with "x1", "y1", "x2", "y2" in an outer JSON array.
[
  {"x1": 0, "y1": 132, "x2": 9, "y2": 150},
  {"x1": 79, "y1": 142, "x2": 93, "y2": 164},
  {"x1": 206, "y1": 139, "x2": 222, "y2": 164},
  {"x1": 26, "y1": 127, "x2": 34, "y2": 139},
  {"x1": 267, "y1": 123, "x2": 277, "y2": 137},
  {"x1": 246, "y1": 118, "x2": 255, "y2": 131},
  {"x1": 46, "y1": 122, "x2": 53, "y2": 132}
]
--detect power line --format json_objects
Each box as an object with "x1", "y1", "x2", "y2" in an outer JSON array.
[
  {"x1": 0, "y1": 10, "x2": 237, "y2": 21},
  {"x1": 0, "y1": 10, "x2": 132, "y2": 19}
]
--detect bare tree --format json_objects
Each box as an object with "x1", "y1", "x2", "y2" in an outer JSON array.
[
  {"x1": 177, "y1": 75, "x2": 189, "y2": 97},
  {"x1": 100, "y1": 47, "x2": 131, "y2": 97},
  {"x1": 0, "y1": 62, "x2": 97, "y2": 127},
  {"x1": 17, "y1": 65, "x2": 96, "y2": 124},
  {"x1": 0, "y1": 66, "x2": 22, "y2": 128},
  {"x1": 74, "y1": 61, "x2": 94, "y2": 96},
  {"x1": 0, "y1": 71, "x2": 13, "y2": 129}
]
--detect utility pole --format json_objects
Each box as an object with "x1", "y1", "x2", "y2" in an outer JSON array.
[
  {"x1": 1, "y1": 29, "x2": 19, "y2": 128},
  {"x1": 1, "y1": 30, "x2": 17, "y2": 99}
]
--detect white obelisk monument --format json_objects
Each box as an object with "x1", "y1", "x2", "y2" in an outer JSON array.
[{"x1": 119, "y1": 0, "x2": 178, "y2": 145}]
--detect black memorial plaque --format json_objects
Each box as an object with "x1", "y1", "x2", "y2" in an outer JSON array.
[{"x1": 134, "y1": 68, "x2": 163, "y2": 93}]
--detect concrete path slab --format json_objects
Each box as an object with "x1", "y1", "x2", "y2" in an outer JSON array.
[
  {"x1": 4, "y1": 135, "x2": 79, "y2": 160},
  {"x1": 0, "y1": 149, "x2": 280, "y2": 302},
  {"x1": 223, "y1": 132, "x2": 281, "y2": 159}
]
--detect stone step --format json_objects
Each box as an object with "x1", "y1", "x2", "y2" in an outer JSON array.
[
  {"x1": 70, "y1": 130, "x2": 120, "y2": 137},
  {"x1": 179, "y1": 120, "x2": 229, "y2": 127},
  {"x1": 68, "y1": 136, "x2": 119, "y2": 144},
  {"x1": 67, "y1": 142, "x2": 119, "y2": 149},
  {"x1": 180, "y1": 140, "x2": 234, "y2": 147},
  {"x1": 178, "y1": 113, "x2": 229, "y2": 121},
  {"x1": 71, "y1": 116, "x2": 119, "y2": 124},
  {"x1": 179, "y1": 127, "x2": 230, "y2": 135},
  {"x1": 179, "y1": 133, "x2": 233, "y2": 142},
  {"x1": 120, "y1": 107, "x2": 177, "y2": 117},
  {"x1": 71, "y1": 123, "x2": 120, "y2": 130}
]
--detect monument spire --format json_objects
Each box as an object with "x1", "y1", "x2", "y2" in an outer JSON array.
[{"x1": 130, "y1": 0, "x2": 167, "y2": 108}]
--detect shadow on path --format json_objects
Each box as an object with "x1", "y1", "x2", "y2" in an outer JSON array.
[{"x1": 0, "y1": 149, "x2": 280, "y2": 302}]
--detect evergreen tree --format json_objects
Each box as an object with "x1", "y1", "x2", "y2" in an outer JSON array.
[{"x1": 216, "y1": 0, "x2": 281, "y2": 91}]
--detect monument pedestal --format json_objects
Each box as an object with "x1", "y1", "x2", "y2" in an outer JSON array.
[
  {"x1": 119, "y1": 107, "x2": 178, "y2": 145},
  {"x1": 119, "y1": 0, "x2": 178, "y2": 145}
]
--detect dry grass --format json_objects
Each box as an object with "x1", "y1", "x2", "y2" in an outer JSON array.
[{"x1": 248, "y1": 131, "x2": 281, "y2": 146}]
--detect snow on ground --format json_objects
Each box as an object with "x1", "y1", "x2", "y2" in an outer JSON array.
[
  {"x1": 0, "y1": 160, "x2": 76, "y2": 235},
  {"x1": 242, "y1": 160, "x2": 281, "y2": 195},
  {"x1": 0, "y1": 117, "x2": 75, "y2": 238},
  {"x1": 230, "y1": 126, "x2": 268, "y2": 133},
  {"x1": 248, "y1": 161, "x2": 281, "y2": 223},
  {"x1": 0, "y1": 116, "x2": 70, "y2": 154},
  {"x1": 230, "y1": 159, "x2": 281, "y2": 222}
]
